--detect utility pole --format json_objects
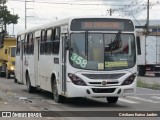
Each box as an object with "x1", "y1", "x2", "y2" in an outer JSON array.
[
  {"x1": 11, "y1": 8, "x2": 14, "y2": 36},
  {"x1": 146, "y1": 0, "x2": 149, "y2": 33},
  {"x1": 25, "y1": 0, "x2": 26, "y2": 29},
  {"x1": 107, "y1": 8, "x2": 114, "y2": 16},
  {"x1": 25, "y1": 0, "x2": 34, "y2": 29}
]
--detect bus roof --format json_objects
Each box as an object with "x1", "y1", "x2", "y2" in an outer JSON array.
[{"x1": 17, "y1": 16, "x2": 134, "y2": 35}]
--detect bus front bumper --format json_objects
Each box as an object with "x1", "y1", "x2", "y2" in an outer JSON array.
[{"x1": 66, "y1": 82, "x2": 136, "y2": 98}]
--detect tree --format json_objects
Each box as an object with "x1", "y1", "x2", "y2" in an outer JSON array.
[{"x1": 0, "y1": 0, "x2": 19, "y2": 33}]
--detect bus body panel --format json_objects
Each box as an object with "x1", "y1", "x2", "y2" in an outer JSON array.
[{"x1": 15, "y1": 17, "x2": 136, "y2": 100}]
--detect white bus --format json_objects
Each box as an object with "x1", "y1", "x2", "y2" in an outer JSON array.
[{"x1": 15, "y1": 17, "x2": 137, "y2": 103}]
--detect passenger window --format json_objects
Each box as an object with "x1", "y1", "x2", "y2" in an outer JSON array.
[
  {"x1": 52, "y1": 27, "x2": 60, "y2": 54},
  {"x1": 40, "y1": 30, "x2": 46, "y2": 54},
  {"x1": 45, "y1": 29, "x2": 53, "y2": 54},
  {"x1": 16, "y1": 36, "x2": 20, "y2": 55}
]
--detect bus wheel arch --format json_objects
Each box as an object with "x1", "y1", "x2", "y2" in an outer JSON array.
[
  {"x1": 25, "y1": 70, "x2": 35, "y2": 93},
  {"x1": 51, "y1": 73, "x2": 64, "y2": 103}
]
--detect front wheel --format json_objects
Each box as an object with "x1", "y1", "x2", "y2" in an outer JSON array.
[
  {"x1": 52, "y1": 80, "x2": 64, "y2": 103},
  {"x1": 106, "y1": 97, "x2": 118, "y2": 103}
]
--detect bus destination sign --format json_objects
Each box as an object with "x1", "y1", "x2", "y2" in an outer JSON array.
[
  {"x1": 70, "y1": 18, "x2": 134, "y2": 31},
  {"x1": 81, "y1": 22, "x2": 124, "y2": 30}
]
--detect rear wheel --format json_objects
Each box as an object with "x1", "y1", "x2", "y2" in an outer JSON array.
[
  {"x1": 52, "y1": 80, "x2": 64, "y2": 103},
  {"x1": 26, "y1": 74, "x2": 35, "y2": 93},
  {"x1": 106, "y1": 97, "x2": 118, "y2": 103},
  {"x1": 14, "y1": 75, "x2": 17, "y2": 83}
]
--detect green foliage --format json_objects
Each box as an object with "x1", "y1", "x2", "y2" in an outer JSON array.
[
  {"x1": 0, "y1": 6, "x2": 19, "y2": 24},
  {"x1": 0, "y1": 1, "x2": 19, "y2": 31},
  {"x1": 137, "y1": 79, "x2": 160, "y2": 90}
]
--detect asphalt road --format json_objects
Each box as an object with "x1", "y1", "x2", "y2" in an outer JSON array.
[{"x1": 0, "y1": 77, "x2": 160, "y2": 120}]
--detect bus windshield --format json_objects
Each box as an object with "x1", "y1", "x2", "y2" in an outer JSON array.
[{"x1": 70, "y1": 33, "x2": 136, "y2": 71}]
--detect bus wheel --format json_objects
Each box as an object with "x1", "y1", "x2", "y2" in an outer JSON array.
[
  {"x1": 26, "y1": 74, "x2": 35, "y2": 93},
  {"x1": 106, "y1": 97, "x2": 118, "y2": 103},
  {"x1": 53, "y1": 80, "x2": 64, "y2": 103},
  {"x1": 6, "y1": 70, "x2": 10, "y2": 79}
]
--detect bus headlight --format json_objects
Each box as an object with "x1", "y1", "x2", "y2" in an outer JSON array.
[
  {"x1": 121, "y1": 74, "x2": 136, "y2": 85},
  {"x1": 68, "y1": 73, "x2": 87, "y2": 86},
  {"x1": 10, "y1": 66, "x2": 14, "y2": 70}
]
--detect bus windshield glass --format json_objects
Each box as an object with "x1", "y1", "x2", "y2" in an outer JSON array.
[
  {"x1": 11, "y1": 47, "x2": 16, "y2": 57},
  {"x1": 70, "y1": 33, "x2": 136, "y2": 70}
]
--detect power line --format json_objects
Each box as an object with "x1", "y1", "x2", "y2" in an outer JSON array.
[{"x1": 8, "y1": 0, "x2": 151, "y2": 6}]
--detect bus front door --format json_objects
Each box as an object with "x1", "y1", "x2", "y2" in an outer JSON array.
[
  {"x1": 34, "y1": 37, "x2": 40, "y2": 87},
  {"x1": 20, "y1": 41, "x2": 24, "y2": 83},
  {"x1": 61, "y1": 34, "x2": 67, "y2": 94}
]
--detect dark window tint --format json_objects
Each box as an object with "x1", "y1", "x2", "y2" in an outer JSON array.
[
  {"x1": 40, "y1": 30, "x2": 46, "y2": 54},
  {"x1": 26, "y1": 33, "x2": 34, "y2": 55},
  {"x1": 16, "y1": 36, "x2": 20, "y2": 55},
  {"x1": 52, "y1": 27, "x2": 60, "y2": 54},
  {"x1": 136, "y1": 36, "x2": 141, "y2": 55},
  {"x1": 46, "y1": 29, "x2": 53, "y2": 54},
  {"x1": 11, "y1": 47, "x2": 16, "y2": 57}
]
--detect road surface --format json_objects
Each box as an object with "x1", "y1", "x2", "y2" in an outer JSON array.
[{"x1": 0, "y1": 77, "x2": 160, "y2": 120}]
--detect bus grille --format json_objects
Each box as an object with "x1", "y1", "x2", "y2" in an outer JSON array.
[
  {"x1": 82, "y1": 73, "x2": 125, "y2": 79},
  {"x1": 89, "y1": 82, "x2": 119, "y2": 85},
  {"x1": 92, "y1": 88, "x2": 116, "y2": 93}
]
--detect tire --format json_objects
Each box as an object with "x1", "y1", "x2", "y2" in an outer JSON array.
[
  {"x1": 138, "y1": 66, "x2": 146, "y2": 76},
  {"x1": 26, "y1": 74, "x2": 35, "y2": 93},
  {"x1": 106, "y1": 97, "x2": 118, "y2": 103},
  {"x1": 52, "y1": 80, "x2": 64, "y2": 103},
  {"x1": 14, "y1": 78, "x2": 17, "y2": 83},
  {"x1": 6, "y1": 70, "x2": 10, "y2": 79}
]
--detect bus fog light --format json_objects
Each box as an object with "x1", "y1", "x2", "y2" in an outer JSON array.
[{"x1": 124, "y1": 89, "x2": 134, "y2": 93}]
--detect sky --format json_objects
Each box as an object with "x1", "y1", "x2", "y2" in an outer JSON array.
[{"x1": 5, "y1": 0, "x2": 160, "y2": 35}]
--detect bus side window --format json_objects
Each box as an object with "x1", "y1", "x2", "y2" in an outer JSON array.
[
  {"x1": 52, "y1": 27, "x2": 60, "y2": 54},
  {"x1": 16, "y1": 36, "x2": 20, "y2": 56},
  {"x1": 24, "y1": 34, "x2": 27, "y2": 54},
  {"x1": 40, "y1": 30, "x2": 46, "y2": 54},
  {"x1": 28, "y1": 33, "x2": 34, "y2": 55},
  {"x1": 5, "y1": 49, "x2": 7, "y2": 54},
  {"x1": 46, "y1": 29, "x2": 53, "y2": 54}
]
